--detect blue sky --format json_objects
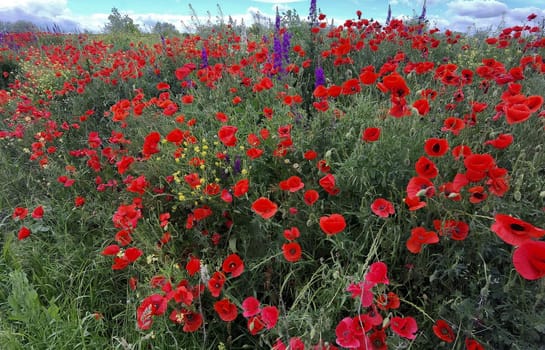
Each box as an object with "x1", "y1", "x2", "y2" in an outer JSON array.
[{"x1": 1, "y1": 0, "x2": 544, "y2": 33}]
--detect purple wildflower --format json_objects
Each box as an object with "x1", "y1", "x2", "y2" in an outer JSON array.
[
  {"x1": 233, "y1": 156, "x2": 242, "y2": 175},
  {"x1": 201, "y1": 47, "x2": 209, "y2": 69},
  {"x1": 308, "y1": 0, "x2": 317, "y2": 26},
  {"x1": 273, "y1": 36, "x2": 283, "y2": 73},
  {"x1": 275, "y1": 7, "x2": 281, "y2": 32},
  {"x1": 282, "y1": 31, "x2": 292, "y2": 64},
  {"x1": 418, "y1": 0, "x2": 427, "y2": 22},
  {"x1": 386, "y1": 4, "x2": 392, "y2": 25},
  {"x1": 314, "y1": 66, "x2": 325, "y2": 88}
]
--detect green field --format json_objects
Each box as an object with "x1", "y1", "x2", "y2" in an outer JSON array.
[{"x1": 1, "y1": 3, "x2": 544, "y2": 349}]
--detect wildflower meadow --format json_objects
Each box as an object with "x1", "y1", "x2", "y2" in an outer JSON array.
[{"x1": 1, "y1": 1, "x2": 544, "y2": 349}]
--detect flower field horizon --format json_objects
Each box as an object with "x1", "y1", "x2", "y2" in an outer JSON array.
[{"x1": 1, "y1": 1, "x2": 544, "y2": 349}]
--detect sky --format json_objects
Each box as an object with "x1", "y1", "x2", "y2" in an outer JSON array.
[{"x1": 0, "y1": 0, "x2": 544, "y2": 34}]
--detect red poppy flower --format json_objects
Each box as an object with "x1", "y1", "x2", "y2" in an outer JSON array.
[
  {"x1": 170, "y1": 308, "x2": 202, "y2": 332},
  {"x1": 362, "y1": 127, "x2": 381, "y2": 142},
  {"x1": 303, "y1": 189, "x2": 319, "y2": 205},
  {"x1": 491, "y1": 214, "x2": 545, "y2": 246},
  {"x1": 441, "y1": 117, "x2": 465, "y2": 135},
  {"x1": 381, "y1": 72, "x2": 410, "y2": 98},
  {"x1": 368, "y1": 330, "x2": 387, "y2": 350},
  {"x1": 319, "y1": 214, "x2": 346, "y2": 235},
  {"x1": 468, "y1": 186, "x2": 488, "y2": 203},
  {"x1": 261, "y1": 305, "x2": 279, "y2": 329},
  {"x1": 101, "y1": 244, "x2": 120, "y2": 256},
  {"x1": 526, "y1": 95, "x2": 543, "y2": 112},
  {"x1": 390, "y1": 316, "x2": 418, "y2": 340},
  {"x1": 251, "y1": 197, "x2": 278, "y2": 219},
  {"x1": 389, "y1": 99, "x2": 412, "y2": 117},
  {"x1": 232, "y1": 96, "x2": 242, "y2": 105},
  {"x1": 116, "y1": 156, "x2": 135, "y2": 175},
  {"x1": 335, "y1": 317, "x2": 361, "y2": 348},
  {"x1": 365, "y1": 261, "x2": 389, "y2": 285},
  {"x1": 317, "y1": 159, "x2": 331, "y2": 173},
  {"x1": 125, "y1": 247, "x2": 143, "y2": 262},
  {"x1": 370, "y1": 198, "x2": 395, "y2": 218},
  {"x1": 204, "y1": 183, "x2": 220, "y2": 196},
  {"x1": 424, "y1": 138, "x2": 449, "y2": 157},
  {"x1": 465, "y1": 338, "x2": 484, "y2": 350},
  {"x1": 17, "y1": 226, "x2": 31, "y2": 240},
  {"x1": 487, "y1": 172, "x2": 510, "y2": 197},
  {"x1": 359, "y1": 68, "x2": 378, "y2": 85},
  {"x1": 304, "y1": 150, "x2": 317, "y2": 160},
  {"x1": 127, "y1": 175, "x2": 149, "y2": 195},
  {"x1": 142, "y1": 131, "x2": 161, "y2": 159},
  {"x1": 377, "y1": 291, "x2": 400, "y2": 310},
  {"x1": 218, "y1": 125, "x2": 238, "y2": 147},
  {"x1": 242, "y1": 296, "x2": 261, "y2": 317},
  {"x1": 13, "y1": 207, "x2": 28, "y2": 220},
  {"x1": 341, "y1": 78, "x2": 361, "y2": 95},
  {"x1": 181, "y1": 94, "x2": 194, "y2": 104},
  {"x1": 464, "y1": 153, "x2": 495, "y2": 172},
  {"x1": 415, "y1": 156, "x2": 438, "y2": 179},
  {"x1": 166, "y1": 128, "x2": 185, "y2": 145},
  {"x1": 186, "y1": 256, "x2": 201, "y2": 277},
  {"x1": 181, "y1": 309, "x2": 203, "y2": 332},
  {"x1": 279, "y1": 176, "x2": 305, "y2": 192},
  {"x1": 313, "y1": 100, "x2": 329, "y2": 112},
  {"x1": 407, "y1": 227, "x2": 439, "y2": 253},
  {"x1": 406, "y1": 176, "x2": 435, "y2": 198},
  {"x1": 412, "y1": 98, "x2": 430, "y2": 116},
  {"x1": 283, "y1": 227, "x2": 300, "y2": 240},
  {"x1": 156, "y1": 82, "x2": 170, "y2": 90},
  {"x1": 208, "y1": 271, "x2": 226, "y2": 297},
  {"x1": 513, "y1": 240, "x2": 545, "y2": 280},
  {"x1": 346, "y1": 281, "x2": 374, "y2": 307},
  {"x1": 403, "y1": 196, "x2": 427, "y2": 211},
  {"x1": 452, "y1": 145, "x2": 472, "y2": 160},
  {"x1": 246, "y1": 147, "x2": 264, "y2": 159},
  {"x1": 214, "y1": 298, "x2": 238, "y2": 322},
  {"x1": 137, "y1": 294, "x2": 167, "y2": 330},
  {"x1": 319, "y1": 173, "x2": 340, "y2": 195},
  {"x1": 505, "y1": 103, "x2": 531, "y2": 124},
  {"x1": 115, "y1": 229, "x2": 132, "y2": 246},
  {"x1": 484, "y1": 133, "x2": 513, "y2": 149},
  {"x1": 433, "y1": 319, "x2": 455, "y2": 343},
  {"x1": 434, "y1": 219, "x2": 470, "y2": 241},
  {"x1": 221, "y1": 189, "x2": 233, "y2": 203},
  {"x1": 282, "y1": 242, "x2": 302, "y2": 262},
  {"x1": 31, "y1": 205, "x2": 44, "y2": 219},
  {"x1": 233, "y1": 179, "x2": 249, "y2": 197},
  {"x1": 247, "y1": 315, "x2": 266, "y2": 335},
  {"x1": 313, "y1": 85, "x2": 328, "y2": 99},
  {"x1": 87, "y1": 131, "x2": 101, "y2": 148},
  {"x1": 222, "y1": 253, "x2": 245, "y2": 277}
]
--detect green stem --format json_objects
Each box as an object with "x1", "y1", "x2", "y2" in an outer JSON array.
[{"x1": 399, "y1": 297, "x2": 435, "y2": 323}]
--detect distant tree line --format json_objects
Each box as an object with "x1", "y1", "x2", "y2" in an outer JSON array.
[{"x1": 103, "y1": 7, "x2": 180, "y2": 36}]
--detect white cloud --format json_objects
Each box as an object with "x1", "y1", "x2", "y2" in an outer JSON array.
[
  {"x1": 252, "y1": 0, "x2": 304, "y2": 3},
  {"x1": 0, "y1": 0, "x2": 68, "y2": 16},
  {"x1": 504, "y1": 7, "x2": 545, "y2": 23},
  {"x1": 389, "y1": 0, "x2": 412, "y2": 5},
  {"x1": 431, "y1": 3, "x2": 545, "y2": 33},
  {"x1": 446, "y1": 0, "x2": 508, "y2": 18},
  {"x1": 0, "y1": 0, "x2": 80, "y2": 31}
]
